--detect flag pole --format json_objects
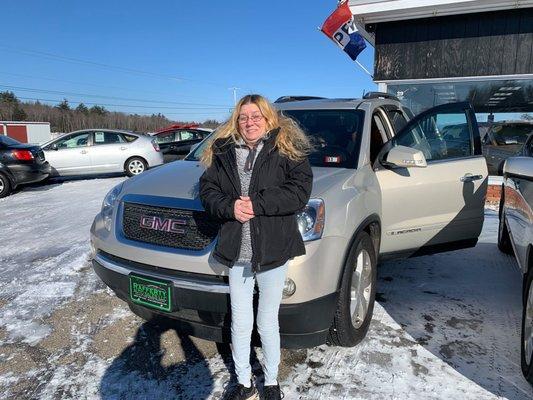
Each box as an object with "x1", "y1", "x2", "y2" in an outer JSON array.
[{"x1": 317, "y1": 26, "x2": 373, "y2": 79}]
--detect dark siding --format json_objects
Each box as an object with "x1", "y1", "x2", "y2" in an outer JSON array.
[{"x1": 374, "y1": 9, "x2": 533, "y2": 80}]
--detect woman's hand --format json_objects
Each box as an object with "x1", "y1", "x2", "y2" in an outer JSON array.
[{"x1": 234, "y1": 196, "x2": 255, "y2": 223}]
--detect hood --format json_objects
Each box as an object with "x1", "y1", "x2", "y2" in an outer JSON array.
[
  {"x1": 123, "y1": 160, "x2": 204, "y2": 200},
  {"x1": 310, "y1": 167, "x2": 354, "y2": 197},
  {"x1": 121, "y1": 160, "x2": 354, "y2": 202}
]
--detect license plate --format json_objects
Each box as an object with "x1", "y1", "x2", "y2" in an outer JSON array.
[{"x1": 129, "y1": 274, "x2": 172, "y2": 312}]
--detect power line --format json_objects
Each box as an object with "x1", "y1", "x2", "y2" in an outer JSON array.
[
  {"x1": 16, "y1": 97, "x2": 232, "y2": 116},
  {"x1": 0, "y1": 70, "x2": 223, "y2": 101},
  {"x1": 0, "y1": 44, "x2": 245, "y2": 90},
  {"x1": 0, "y1": 84, "x2": 232, "y2": 107},
  {"x1": 16, "y1": 96, "x2": 232, "y2": 110}
]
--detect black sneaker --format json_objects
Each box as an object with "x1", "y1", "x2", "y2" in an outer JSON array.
[
  {"x1": 263, "y1": 384, "x2": 283, "y2": 400},
  {"x1": 224, "y1": 382, "x2": 258, "y2": 400}
]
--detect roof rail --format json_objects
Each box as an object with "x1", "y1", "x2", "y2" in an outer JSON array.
[
  {"x1": 274, "y1": 96, "x2": 326, "y2": 103},
  {"x1": 363, "y1": 92, "x2": 400, "y2": 101}
]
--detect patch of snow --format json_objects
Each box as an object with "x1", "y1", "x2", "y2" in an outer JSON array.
[{"x1": 0, "y1": 177, "x2": 125, "y2": 345}]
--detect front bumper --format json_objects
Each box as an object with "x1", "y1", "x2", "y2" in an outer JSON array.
[
  {"x1": 9, "y1": 162, "x2": 51, "y2": 185},
  {"x1": 92, "y1": 251, "x2": 338, "y2": 348}
]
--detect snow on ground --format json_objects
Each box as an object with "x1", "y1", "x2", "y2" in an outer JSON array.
[
  {"x1": 0, "y1": 177, "x2": 532, "y2": 399},
  {"x1": 0, "y1": 176, "x2": 125, "y2": 345}
]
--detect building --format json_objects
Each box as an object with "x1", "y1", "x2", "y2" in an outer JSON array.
[
  {"x1": 349, "y1": 0, "x2": 533, "y2": 115},
  {"x1": 0, "y1": 121, "x2": 51, "y2": 144}
]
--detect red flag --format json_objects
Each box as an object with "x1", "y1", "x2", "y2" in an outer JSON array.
[{"x1": 321, "y1": 1, "x2": 352, "y2": 37}]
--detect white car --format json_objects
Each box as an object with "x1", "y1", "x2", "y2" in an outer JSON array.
[
  {"x1": 498, "y1": 156, "x2": 533, "y2": 384},
  {"x1": 42, "y1": 129, "x2": 164, "y2": 177}
]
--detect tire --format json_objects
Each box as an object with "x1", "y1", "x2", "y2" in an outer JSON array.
[
  {"x1": 521, "y1": 266, "x2": 533, "y2": 384},
  {"x1": 0, "y1": 173, "x2": 12, "y2": 198},
  {"x1": 125, "y1": 157, "x2": 147, "y2": 177},
  {"x1": 498, "y1": 190, "x2": 513, "y2": 254},
  {"x1": 328, "y1": 231, "x2": 377, "y2": 347}
]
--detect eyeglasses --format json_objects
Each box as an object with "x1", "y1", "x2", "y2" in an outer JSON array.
[{"x1": 237, "y1": 114, "x2": 264, "y2": 124}]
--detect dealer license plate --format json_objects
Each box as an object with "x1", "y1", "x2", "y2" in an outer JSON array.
[{"x1": 129, "y1": 274, "x2": 172, "y2": 312}]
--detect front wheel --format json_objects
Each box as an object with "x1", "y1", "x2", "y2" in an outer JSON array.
[
  {"x1": 328, "y1": 231, "x2": 377, "y2": 347},
  {"x1": 521, "y1": 267, "x2": 533, "y2": 384},
  {"x1": 0, "y1": 173, "x2": 12, "y2": 198},
  {"x1": 125, "y1": 157, "x2": 147, "y2": 177}
]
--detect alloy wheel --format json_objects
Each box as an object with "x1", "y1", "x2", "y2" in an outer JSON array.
[
  {"x1": 350, "y1": 249, "x2": 373, "y2": 328},
  {"x1": 0, "y1": 177, "x2": 4, "y2": 194},
  {"x1": 128, "y1": 160, "x2": 145, "y2": 175}
]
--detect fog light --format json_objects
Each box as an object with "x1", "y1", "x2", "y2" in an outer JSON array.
[{"x1": 282, "y1": 278, "x2": 296, "y2": 298}]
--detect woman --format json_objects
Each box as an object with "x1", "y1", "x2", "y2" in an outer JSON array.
[{"x1": 199, "y1": 94, "x2": 313, "y2": 400}]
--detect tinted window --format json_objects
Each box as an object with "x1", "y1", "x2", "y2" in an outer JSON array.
[
  {"x1": 387, "y1": 109, "x2": 408, "y2": 133},
  {"x1": 94, "y1": 131, "x2": 125, "y2": 145},
  {"x1": 487, "y1": 124, "x2": 533, "y2": 146},
  {"x1": 155, "y1": 132, "x2": 177, "y2": 144},
  {"x1": 179, "y1": 131, "x2": 196, "y2": 141},
  {"x1": 393, "y1": 111, "x2": 472, "y2": 161},
  {"x1": 123, "y1": 133, "x2": 138, "y2": 142},
  {"x1": 56, "y1": 132, "x2": 90, "y2": 148},
  {"x1": 283, "y1": 110, "x2": 364, "y2": 168},
  {"x1": 0, "y1": 135, "x2": 21, "y2": 146}
]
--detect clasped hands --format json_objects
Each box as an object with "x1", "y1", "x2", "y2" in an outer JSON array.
[{"x1": 234, "y1": 196, "x2": 255, "y2": 223}]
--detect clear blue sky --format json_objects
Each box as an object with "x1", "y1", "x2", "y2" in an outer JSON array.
[{"x1": 0, "y1": 0, "x2": 376, "y2": 123}]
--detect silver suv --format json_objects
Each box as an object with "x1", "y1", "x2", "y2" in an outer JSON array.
[{"x1": 90, "y1": 94, "x2": 488, "y2": 348}]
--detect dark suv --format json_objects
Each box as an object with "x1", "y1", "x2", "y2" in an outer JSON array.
[
  {"x1": 0, "y1": 135, "x2": 51, "y2": 198},
  {"x1": 152, "y1": 124, "x2": 211, "y2": 162}
]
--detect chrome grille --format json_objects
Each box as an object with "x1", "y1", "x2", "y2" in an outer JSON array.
[{"x1": 122, "y1": 202, "x2": 219, "y2": 250}]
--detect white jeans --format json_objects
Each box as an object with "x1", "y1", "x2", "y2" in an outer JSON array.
[{"x1": 229, "y1": 263, "x2": 288, "y2": 386}]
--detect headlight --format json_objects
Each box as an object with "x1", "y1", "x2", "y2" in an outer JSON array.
[
  {"x1": 296, "y1": 199, "x2": 325, "y2": 241},
  {"x1": 101, "y1": 183, "x2": 124, "y2": 231}
]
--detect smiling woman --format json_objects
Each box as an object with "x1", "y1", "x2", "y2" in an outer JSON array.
[{"x1": 199, "y1": 94, "x2": 313, "y2": 399}]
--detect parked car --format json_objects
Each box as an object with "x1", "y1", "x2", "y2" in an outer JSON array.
[
  {"x1": 483, "y1": 121, "x2": 533, "y2": 175},
  {"x1": 90, "y1": 94, "x2": 487, "y2": 349},
  {"x1": 498, "y1": 156, "x2": 533, "y2": 384},
  {"x1": 151, "y1": 124, "x2": 212, "y2": 163},
  {"x1": 41, "y1": 129, "x2": 164, "y2": 177},
  {"x1": 0, "y1": 135, "x2": 50, "y2": 198}
]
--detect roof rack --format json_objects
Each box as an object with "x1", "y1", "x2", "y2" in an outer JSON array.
[
  {"x1": 363, "y1": 92, "x2": 400, "y2": 101},
  {"x1": 274, "y1": 96, "x2": 326, "y2": 103}
]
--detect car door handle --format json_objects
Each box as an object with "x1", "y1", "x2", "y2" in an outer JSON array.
[
  {"x1": 81, "y1": 150, "x2": 88, "y2": 154},
  {"x1": 120, "y1": 146, "x2": 127, "y2": 150},
  {"x1": 460, "y1": 173, "x2": 483, "y2": 182}
]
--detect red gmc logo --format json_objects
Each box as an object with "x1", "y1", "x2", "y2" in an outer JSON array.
[{"x1": 140, "y1": 215, "x2": 186, "y2": 234}]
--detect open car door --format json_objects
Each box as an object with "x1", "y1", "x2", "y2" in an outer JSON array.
[{"x1": 375, "y1": 102, "x2": 488, "y2": 258}]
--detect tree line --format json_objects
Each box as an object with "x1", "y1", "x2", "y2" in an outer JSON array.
[{"x1": 0, "y1": 91, "x2": 220, "y2": 133}]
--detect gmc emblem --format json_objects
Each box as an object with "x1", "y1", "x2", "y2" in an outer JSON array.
[{"x1": 140, "y1": 215, "x2": 186, "y2": 234}]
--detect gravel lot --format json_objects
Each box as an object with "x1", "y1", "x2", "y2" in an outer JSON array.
[{"x1": 0, "y1": 176, "x2": 532, "y2": 399}]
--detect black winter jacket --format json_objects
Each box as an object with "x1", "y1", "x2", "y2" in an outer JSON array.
[{"x1": 199, "y1": 129, "x2": 313, "y2": 272}]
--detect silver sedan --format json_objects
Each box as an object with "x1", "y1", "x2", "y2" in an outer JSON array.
[
  {"x1": 42, "y1": 129, "x2": 164, "y2": 177},
  {"x1": 498, "y1": 156, "x2": 533, "y2": 384}
]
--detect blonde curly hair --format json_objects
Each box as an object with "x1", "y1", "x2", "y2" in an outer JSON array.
[{"x1": 201, "y1": 94, "x2": 312, "y2": 166}]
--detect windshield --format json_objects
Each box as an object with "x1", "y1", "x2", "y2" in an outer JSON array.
[
  {"x1": 283, "y1": 109, "x2": 364, "y2": 168},
  {"x1": 0, "y1": 135, "x2": 22, "y2": 146},
  {"x1": 185, "y1": 109, "x2": 364, "y2": 169}
]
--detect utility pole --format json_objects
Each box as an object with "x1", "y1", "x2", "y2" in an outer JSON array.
[{"x1": 229, "y1": 87, "x2": 240, "y2": 105}]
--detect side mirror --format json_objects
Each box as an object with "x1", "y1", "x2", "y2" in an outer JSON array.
[
  {"x1": 384, "y1": 145, "x2": 427, "y2": 168},
  {"x1": 502, "y1": 157, "x2": 533, "y2": 178},
  {"x1": 50, "y1": 143, "x2": 59, "y2": 151}
]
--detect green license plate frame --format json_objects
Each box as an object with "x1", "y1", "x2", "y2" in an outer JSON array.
[{"x1": 129, "y1": 274, "x2": 172, "y2": 312}]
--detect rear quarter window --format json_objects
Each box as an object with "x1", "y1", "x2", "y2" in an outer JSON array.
[{"x1": 123, "y1": 134, "x2": 138, "y2": 142}]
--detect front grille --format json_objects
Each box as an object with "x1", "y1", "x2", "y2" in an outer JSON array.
[{"x1": 122, "y1": 202, "x2": 219, "y2": 250}]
